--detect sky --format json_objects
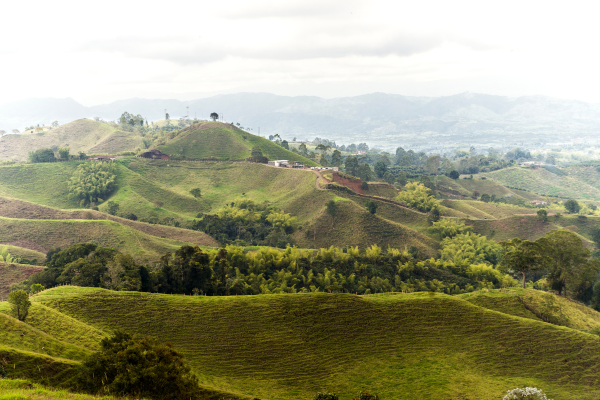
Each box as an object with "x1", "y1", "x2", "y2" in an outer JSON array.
[{"x1": 1, "y1": 0, "x2": 600, "y2": 106}]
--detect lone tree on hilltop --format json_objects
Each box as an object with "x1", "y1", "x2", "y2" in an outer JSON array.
[
  {"x1": 0, "y1": 130, "x2": 5, "y2": 138},
  {"x1": 8, "y1": 290, "x2": 31, "y2": 321},
  {"x1": 210, "y1": 112, "x2": 219, "y2": 121},
  {"x1": 12, "y1": 129, "x2": 19, "y2": 134}
]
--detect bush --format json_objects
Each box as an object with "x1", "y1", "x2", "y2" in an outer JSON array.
[
  {"x1": 396, "y1": 182, "x2": 440, "y2": 212},
  {"x1": 124, "y1": 213, "x2": 138, "y2": 221},
  {"x1": 28, "y1": 148, "x2": 56, "y2": 163},
  {"x1": 313, "y1": 393, "x2": 339, "y2": 400},
  {"x1": 78, "y1": 332, "x2": 202, "y2": 400},
  {"x1": 447, "y1": 170, "x2": 460, "y2": 179},
  {"x1": 503, "y1": 387, "x2": 552, "y2": 400}
]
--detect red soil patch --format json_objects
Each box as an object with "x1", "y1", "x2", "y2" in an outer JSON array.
[{"x1": 332, "y1": 172, "x2": 365, "y2": 194}]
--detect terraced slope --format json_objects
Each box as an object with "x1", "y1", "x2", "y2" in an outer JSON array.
[
  {"x1": 157, "y1": 121, "x2": 316, "y2": 165},
  {"x1": 4, "y1": 287, "x2": 595, "y2": 400},
  {"x1": 0, "y1": 119, "x2": 142, "y2": 161},
  {"x1": 0, "y1": 379, "x2": 123, "y2": 400}
]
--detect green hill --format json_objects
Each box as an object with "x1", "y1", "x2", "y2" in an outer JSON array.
[
  {"x1": 0, "y1": 287, "x2": 598, "y2": 399},
  {"x1": 156, "y1": 121, "x2": 317, "y2": 164},
  {"x1": 482, "y1": 166, "x2": 600, "y2": 200},
  {"x1": 0, "y1": 119, "x2": 143, "y2": 161},
  {"x1": 0, "y1": 262, "x2": 44, "y2": 298}
]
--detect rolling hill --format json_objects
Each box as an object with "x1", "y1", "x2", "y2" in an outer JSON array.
[
  {"x1": 1, "y1": 287, "x2": 600, "y2": 399},
  {"x1": 0, "y1": 119, "x2": 143, "y2": 162},
  {"x1": 156, "y1": 121, "x2": 317, "y2": 165}
]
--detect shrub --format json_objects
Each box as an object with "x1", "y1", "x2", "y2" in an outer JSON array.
[
  {"x1": 124, "y1": 213, "x2": 138, "y2": 221},
  {"x1": 503, "y1": 387, "x2": 552, "y2": 400},
  {"x1": 28, "y1": 148, "x2": 56, "y2": 163},
  {"x1": 396, "y1": 182, "x2": 439, "y2": 212},
  {"x1": 78, "y1": 332, "x2": 201, "y2": 400},
  {"x1": 30, "y1": 283, "x2": 45, "y2": 294},
  {"x1": 313, "y1": 393, "x2": 339, "y2": 400},
  {"x1": 107, "y1": 201, "x2": 119, "y2": 216}
]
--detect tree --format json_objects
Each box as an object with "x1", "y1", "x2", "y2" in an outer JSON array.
[
  {"x1": 314, "y1": 393, "x2": 339, "y2": 400},
  {"x1": 8, "y1": 290, "x2": 31, "y2": 321},
  {"x1": 58, "y1": 147, "x2": 70, "y2": 160},
  {"x1": 249, "y1": 146, "x2": 267, "y2": 163},
  {"x1": 365, "y1": 200, "x2": 378, "y2": 214},
  {"x1": 28, "y1": 148, "x2": 56, "y2": 163},
  {"x1": 51, "y1": 121, "x2": 59, "y2": 128},
  {"x1": 447, "y1": 170, "x2": 460, "y2": 179},
  {"x1": 396, "y1": 182, "x2": 440, "y2": 212},
  {"x1": 281, "y1": 140, "x2": 289, "y2": 150},
  {"x1": 374, "y1": 160, "x2": 388, "y2": 178},
  {"x1": 425, "y1": 155, "x2": 441, "y2": 175},
  {"x1": 396, "y1": 170, "x2": 408, "y2": 186},
  {"x1": 210, "y1": 112, "x2": 219, "y2": 121},
  {"x1": 591, "y1": 225, "x2": 600, "y2": 247},
  {"x1": 344, "y1": 156, "x2": 359, "y2": 177},
  {"x1": 480, "y1": 193, "x2": 491, "y2": 203},
  {"x1": 353, "y1": 392, "x2": 379, "y2": 400},
  {"x1": 428, "y1": 219, "x2": 472, "y2": 239},
  {"x1": 331, "y1": 149, "x2": 342, "y2": 166},
  {"x1": 30, "y1": 283, "x2": 45, "y2": 294},
  {"x1": 325, "y1": 200, "x2": 339, "y2": 227},
  {"x1": 78, "y1": 332, "x2": 201, "y2": 400},
  {"x1": 0, "y1": 130, "x2": 5, "y2": 138},
  {"x1": 107, "y1": 201, "x2": 119, "y2": 215},
  {"x1": 564, "y1": 199, "x2": 580, "y2": 213},
  {"x1": 427, "y1": 208, "x2": 441, "y2": 225},
  {"x1": 68, "y1": 162, "x2": 117, "y2": 206},
  {"x1": 536, "y1": 209, "x2": 548, "y2": 223},
  {"x1": 542, "y1": 230, "x2": 600, "y2": 299},
  {"x1": 383, "y1": 171, "x2": 395, "y2": 184},
  {"x1": 357, "y1": 163, "x2": 373, "y2": 182},
  {"x1": 190, "y1": 188, "x2": 201, "y2": 198},
  {"x1": 12, "y1": 129, "x2": 19, "y2": 134},
  {"x1": 499, "y1": 238, "x2": 548, "y2": 288},
  {"x1": 299, "y1": 143, "x2": 308, "y2": 156}
]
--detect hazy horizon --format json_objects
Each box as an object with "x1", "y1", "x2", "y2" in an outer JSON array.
[{"x1": 3, "y1": 0, "x2": 600, "y2": 106}]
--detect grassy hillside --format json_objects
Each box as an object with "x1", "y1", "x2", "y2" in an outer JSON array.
[
  {"x1": 441, "y1": 200, "x2": 533, "y2": 220},
  {"x1": 0, "y1": 262, "x2": 44, "y2": 298},
  {"x1": 156, "y1": 122, "x2": 317, "y2": 165},
  {"x1": 0, "y1": 379, "x2": 123, "y2": 400},
  {"x1": 0, "y1": 119, "x2": 142, "y2": 161},
  {"x1": 482, "y1": 166, "x2": 600, "y2": 200},
  {"x1": 0, "y1": 286, "x2": 594, "y2": 399},
  {"x1": 464, "y1": 289, "x2": 600, "y2": 332},
  {"x1": 0, "y1": 216, "x2": 205, "y2": 258}
]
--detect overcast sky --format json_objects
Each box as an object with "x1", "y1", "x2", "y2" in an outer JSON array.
[{"x1": 2, "y1": 0, "x2": 600, "y2": 106}]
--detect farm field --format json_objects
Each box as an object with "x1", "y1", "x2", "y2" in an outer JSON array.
[{"x1": 0, "y1": 287, "x2": 599, "y2": 400}]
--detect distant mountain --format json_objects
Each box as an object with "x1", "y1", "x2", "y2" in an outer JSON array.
[{"x1": 2, "y1": 92, "x2": 600, "y2": 152}]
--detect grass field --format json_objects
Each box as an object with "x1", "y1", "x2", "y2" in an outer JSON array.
[
  {"x1": 0, "y1": 287, "x2": 596, "y2": 399},
  {"x1": 0, "y1": 379, "x2": 124, "y2": 400},
  {"x1": 0, "y1": 119, "x2": 143, "y2": 162},
  {"x1": 441, "y1": 200, "x2": 533, "y2": 220},
  {"x1": 482, "y1": 167, "x2": 600, "y2": 200},
  {"x1": 0, "y1": 216, "x2": 200, "y2": 259},
  {"x1": 157, "y1": 122, "x2": 316, "y2": 165}
]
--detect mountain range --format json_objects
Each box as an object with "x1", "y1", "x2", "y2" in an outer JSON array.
[{"x1": 2, "y1": 92, "x2": 600, "y2": 151}]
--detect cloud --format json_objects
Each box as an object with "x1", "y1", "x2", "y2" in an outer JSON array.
[
  {"x1": 222, "y1": 0, "x2": 363, "y2": 19},
  {"x1": 82, "y1": 30, "x2": 447, "y2": 65}
]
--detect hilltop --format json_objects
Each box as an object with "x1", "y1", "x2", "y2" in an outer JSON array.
[
  {"x1": 0, "y1": 287, "x2": 599, "y2": 399},
  {"x1": 155, "y1": 121, "x2": 316, "y2": 164},
  {"x1": 0, "y1": 119, "x2": 143, "y2": 161}
]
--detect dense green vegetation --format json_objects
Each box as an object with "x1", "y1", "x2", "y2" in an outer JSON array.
[{"x1": 68, "y1": 162, "x2": 117, "y2": 206}]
